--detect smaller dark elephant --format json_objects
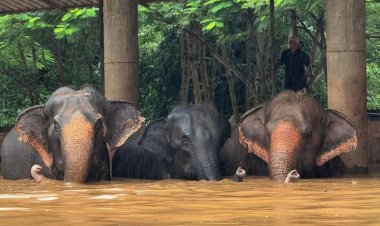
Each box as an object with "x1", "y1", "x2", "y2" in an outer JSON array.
[
  {"x1": 221, "y1": 90, "x2": 357, "y2": 181},
  {"x1": 1, "y1": 86, "x2": 143, "y2": 183},
  {"x1": 219, "y1": 126, "x2": 268, "y2": 176},
  {"x1": 112, "y1": 104, "x2": 231, "y2": 181}
]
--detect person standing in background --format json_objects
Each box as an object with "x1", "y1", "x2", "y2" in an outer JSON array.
[{"x1": 276, "y1": 36, "x2": 310, "y2": 91}]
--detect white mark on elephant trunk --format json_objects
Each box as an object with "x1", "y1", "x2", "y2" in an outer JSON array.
[
  {"x1": 232, "y1": 167, "x2": 246, "y2": 182},
  {"x1": 61, "y1": 111, "x2": 93, "y2": 182},
  {"x1": 31, "y1": 164, "x2": 45, "y2": 183},
  {"x1": 284, "y1": 169, "x2": 300, "y2": 183}
]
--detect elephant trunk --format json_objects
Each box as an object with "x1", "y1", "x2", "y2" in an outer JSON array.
[
  {"x1": 199, "y1": 162, "x2": 220, "y2": 181},
  {"x1": 269, "y1": 121, "x2": 301, "y2": 181},
  {"x1": 196, "y1": 147, "x2": 221, "y2": 181},
  {"x1": 61, "y1": 112, "x2": 94, "y2": 182}
]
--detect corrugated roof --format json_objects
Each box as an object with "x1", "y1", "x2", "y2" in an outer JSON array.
[
  {"x1": 0, "y1": 0, "x2": 99, "y2": 14},
  {"x1": 0, "y1": 0, "x2": 159, "y2": 15}
]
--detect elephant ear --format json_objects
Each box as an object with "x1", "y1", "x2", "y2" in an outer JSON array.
[
  {"x1": 106, "y1": 101, "x2": 144, "y2": 150},
  {"x1": 15, "y1": 105, "x2": 53, "y2": 168},
  {"x1": 239, "y1": 105, "x2": 269, "y2": 163},
  {"x1": 316, "y1": 110, "x2": 358, "y2": 166},
  {"x1": 138, "y1": 119, "x2": 172, "y2": 162}
]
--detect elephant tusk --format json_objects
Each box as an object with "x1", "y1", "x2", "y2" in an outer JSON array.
[
  {"x1": 232, "y1": 167, "x2": 246, "y2": 182},
  {"x1": 31, "y1": 164, "x2": 45, "y2": 184},
  {"x1": 284, "y1": 169, "x2": 300, "y2": 183}
]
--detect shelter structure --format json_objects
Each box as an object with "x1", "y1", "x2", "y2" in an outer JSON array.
[
  {"x1": 0, "y1": 0, "x2": 369, "y2": 170},
  {"x1": 326, "y1": 0, "x2": 367, "y2": 170},
  {"x1": 0, "y1": 0, "x2": 156, "y2": 107}
]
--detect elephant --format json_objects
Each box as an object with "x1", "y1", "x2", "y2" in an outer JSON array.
[
  {"x1": 219, "y1": 126, "x2": 269, "y2": 177},
  {"x1": 112, "y1": 104, "x2": 231, "y2": 181},
  {"x1": 1, "y1": 86, "x2": 143, "y2": 183},
  {"x1": 223, "y1": 90, "x2": 357, "y2": 181}
]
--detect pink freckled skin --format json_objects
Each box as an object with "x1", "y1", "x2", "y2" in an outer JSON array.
[
  {"x1": 269, "y1": 121, "x2": 301, "y2": 180},
  {"x1": 236, "y1": 91, "x2": 358, "y2": 181}
]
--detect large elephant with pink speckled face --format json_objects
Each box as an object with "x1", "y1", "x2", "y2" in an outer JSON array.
[
  {"x1": 1, "y1": 86, "x2": 143, "y2": 183},
  {"x1": 235, "y1": 90, "x2": 357, "y2": 181}
]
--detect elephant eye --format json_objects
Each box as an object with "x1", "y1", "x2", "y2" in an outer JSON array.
[
  {"x1": 302, "y1": 131, "x2": 312, "y2": 139},
  {"x1": 181, "y1": 137, "x2": 190, "y2": 148},
  {"x1": 95, "y1": 120, "x2": 103, "y2": 131},
  {"x1": 94, "y1": 119, "x2": 105, "y2": 137},
  {"x1": 53, "y1": 120, "x2": 60, "y2": 132}
]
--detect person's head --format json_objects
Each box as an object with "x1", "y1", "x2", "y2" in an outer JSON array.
[{"x1": 288, "y1": 36, "x2": 300, "y2": 52}]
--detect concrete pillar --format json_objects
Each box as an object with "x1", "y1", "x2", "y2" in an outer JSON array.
[
  {"x1": 326, "y1": 0, "x2": 367, "y2": 168},
  {"x1": 103, "y1": 0, "x2": 139, "y2": 106}
]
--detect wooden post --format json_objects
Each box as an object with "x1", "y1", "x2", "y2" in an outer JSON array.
[
  {"x1": 103, "y1": 0, "x2": 139, "y2": 106},
  {"x1": 326, "y1": 0, "x2": 367, "y2": 168}
]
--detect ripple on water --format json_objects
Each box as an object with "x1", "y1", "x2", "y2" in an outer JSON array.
[
  {"x1": 0, "y1": 207, "x2": 29, "y2": 211},
  {"x1": 36, "y1": 196, "x2": 59, "y2": 201},
  {"x1": 89, "y1": 195, "x2": 119, "y2": 200},
  {"x1": 1, "y1": 177, "x2": 380, "y2": 225}
]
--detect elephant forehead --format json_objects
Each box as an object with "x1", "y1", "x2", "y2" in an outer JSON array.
[
  {"x1": 54, "y1": 101, "x2": 102, "y2": 124},
  {"x1": 270, "y1": 121, "x2": 301, "y2": 151},
  {"x1": 194, "y1": 127, "x2": 210, "y2": 141},
  {"x1": 46, "y1": 93, "x2": 106, "y2": 116},
  {"x1": 168, "y1": 113, "x2": 192, "y2": 133},
  {"x1": 61, "y1": 111, "x2": 94, "y2": 142}
]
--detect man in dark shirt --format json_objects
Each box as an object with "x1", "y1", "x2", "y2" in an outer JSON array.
[{"x1": 277, "y1": 36, "x2": 310, "y2": 91}]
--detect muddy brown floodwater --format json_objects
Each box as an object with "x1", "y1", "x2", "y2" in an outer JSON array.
[{"x1": 0, "y1": 176, "x2": 380, "y2": 225}]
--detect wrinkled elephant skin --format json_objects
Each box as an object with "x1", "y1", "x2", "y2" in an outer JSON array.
[
  {"x1": 113, "y1": 105, "x2": 231, "y2": 181},
  {"x1": 1, "y1": 86, "x2": 143, "y2": 183},
  {"x1": 239, "y1": 90, "x2": 357, "y2": 180}
]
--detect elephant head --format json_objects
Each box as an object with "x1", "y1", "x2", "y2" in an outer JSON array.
[
  {"x1": 14, "y1": 86, "x2": 143, "y2": 182},
  {"x1": 239, "y1": 91, "x2": 357, "y2": 181},
  {"x1": 138, "y1": 105, "x2": 230, "y2": 181}
]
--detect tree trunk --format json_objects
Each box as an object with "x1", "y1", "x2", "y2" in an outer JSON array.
[
  {"x1": 251, "y1": 28, "x2": 271, "y2": 104},
  {"x1": 198, "y1": 25, "x2": 211, "y2": 103},
  {"x1": 51, "y1": 40, "x2": 66, "y2": 85},
  {"x1": 179, "y1": 32, "x2": 189, "y2": 104},
  {"x1": 222, "y1": 47, "x2": 239, "y2": 124},
  {"x1": 209, "y1": 55, "x2": 218, "y2": 101},
  {"x1": 188, "y1": 23, "x2": 202, "y2": 104},
  {"x1": 30, "y1": 46, "x2": 39, "y2": 105},
  {"x1": 245, "y1": 9, "x2": 256, "y2": 111},
  {"x1": 88, "y1": 63, "x2": 94, "y2": 84},
  {"x1": 18, "y1": 42, "x2": 37, "y2": 105},
  {"x1": 299, "y1": 11, "x2": 327, "y2": 87},
  {"x1": 290, "y1": 9, "x2": 298, "y2": 37}
]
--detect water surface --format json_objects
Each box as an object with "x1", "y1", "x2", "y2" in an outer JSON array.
[{"x1": 0, "y1": 176, "x2": 379, "y2": 225}]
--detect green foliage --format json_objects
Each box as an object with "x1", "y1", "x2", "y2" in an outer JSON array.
[
  {"x1": 0, "y1": 8, "x2": 101, "y2": 127},
  {"x1": 367, "y1": 63, "x2": 380, "y2": 110},
  {"x1": 366, "y1": 0, "x2": 380, "y2": 110},
  {"x1": 0, "y1": 0, "x2": 379, "y2": 126},
  {"x1": 138, "y1": 26, "x2": 181, "y2": 119},
  {"x1": 54, "y1": 8, "x2": 98, "y2": 41}
]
